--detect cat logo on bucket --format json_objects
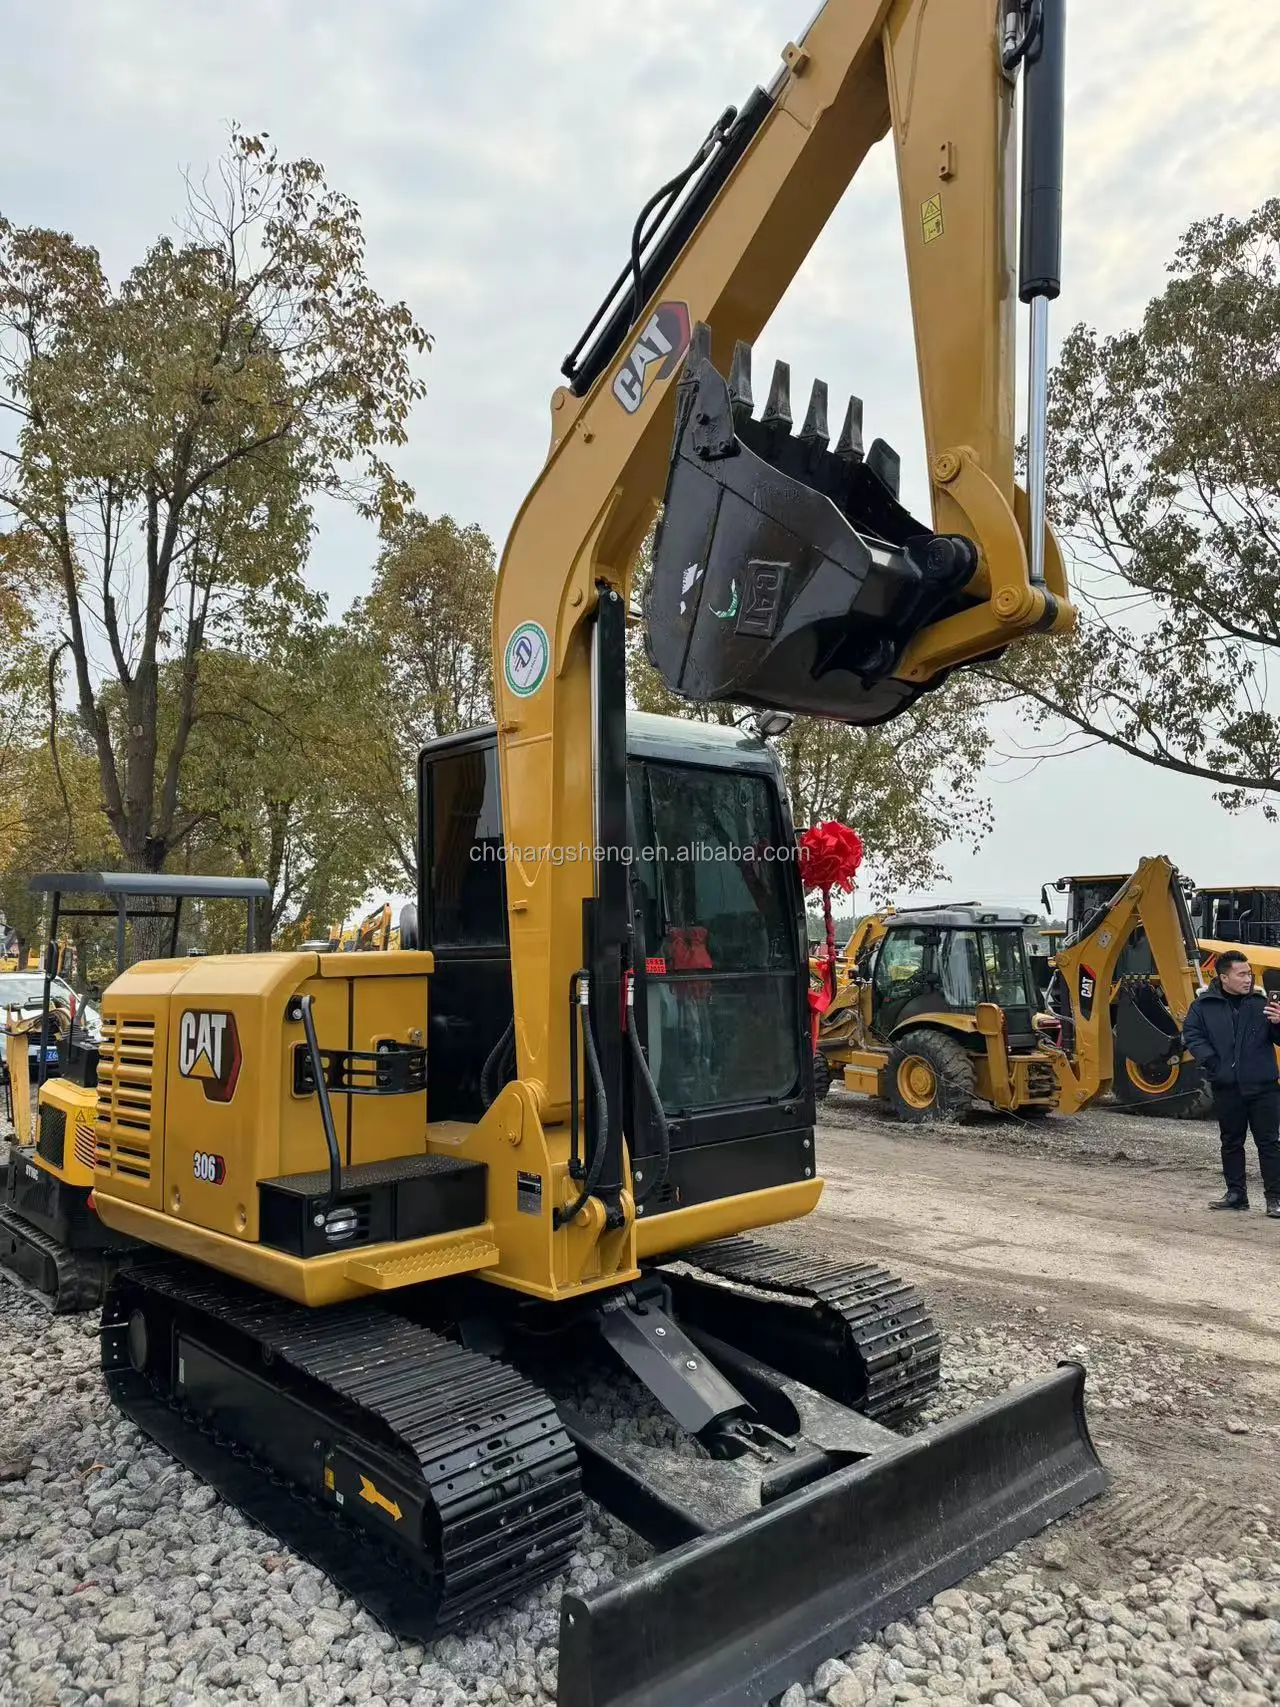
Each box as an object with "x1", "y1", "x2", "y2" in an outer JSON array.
[
  {"x1": 178, "y1": 1010, "x2": 242, "y2": 1103},
  {"x1": 612, "y1": 301, "x2": 691, "y2": 413}
]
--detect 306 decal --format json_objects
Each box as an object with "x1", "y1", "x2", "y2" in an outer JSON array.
[{"x1": 192, "y1": 1151, "x2": 226, "y2": 1185}]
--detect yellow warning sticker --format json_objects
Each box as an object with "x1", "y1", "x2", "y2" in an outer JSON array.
[
  {"x1": 921, "y1": 194, "x2": 944, "y2": 244},
  {"x1": 358, "y1": 1474, "x2": 403, "y2": 1522}
]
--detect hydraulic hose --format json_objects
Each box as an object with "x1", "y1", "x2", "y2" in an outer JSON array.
[
  {"x1": 480, "y1": 1017, "x2": 516, "y2": 1111},
  {"x1": 294, "y1": 993, "x2": 343, "y2": 1213},
  {"x1": 624, "y1": 974, "x2": 670, "y2": 1205},
  {"x1": 555, "y1": 974, "x2": 610, "y2": 1229},
  {"x1": 627, "y1": 107, "x2": 737, "y2": 326}
]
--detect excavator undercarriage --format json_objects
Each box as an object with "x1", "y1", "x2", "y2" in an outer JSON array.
[{"x1": 105, "y1": 1233, "x2": 1105, "y2": 1707}]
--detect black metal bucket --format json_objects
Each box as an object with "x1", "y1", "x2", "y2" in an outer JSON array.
[
  {"x1": 557, "y1": 1362, "x2": 1109, "y2": 1707},
  {"x1": 643, "y1": 325, "x2": 981, "y2": 727}
]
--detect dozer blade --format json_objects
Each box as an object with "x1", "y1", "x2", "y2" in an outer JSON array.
[
  {"x1": 557, "y1": 1362, "x2": 1107, "y2": 1707},
  {"x1": 643, "y1": 324, "x2": 983, "y2": 727}
]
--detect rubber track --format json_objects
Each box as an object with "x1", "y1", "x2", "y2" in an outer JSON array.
[
  {"x1": 668, "y1": 1235, "x2": 941, "y2": 1426},
  {"x1": 103, "y1": 1259, "x2": 585, "y2": 1637},
  {"x1": 0, "y1": 1204, "x2": 105, "y2": 1313}
]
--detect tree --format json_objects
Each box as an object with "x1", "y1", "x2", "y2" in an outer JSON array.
[
  {"x1": 0, "y1": 127, "x2": 431, "y2": 874},
  {"x1": 349, "y1": 512, "x2": 498, "y2": 885},
  {"x1": 989, "y1": 199, "x2": 1280, "y2": 816},
  {"x1": 626, "y1": 537, "x2": 993, "y2": 899},
  {"x1": 176, "y1": 624, "x2": 396, "y2": 949}
]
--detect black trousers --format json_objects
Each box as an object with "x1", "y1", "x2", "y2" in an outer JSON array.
[{"x1": 1213, "y1": 1083, "x2": 1280, "y2": 1197}]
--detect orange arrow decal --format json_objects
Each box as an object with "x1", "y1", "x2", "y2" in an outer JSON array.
[{"x1": 358, "y1": 1475, "x2": 402, "y2": 1522}]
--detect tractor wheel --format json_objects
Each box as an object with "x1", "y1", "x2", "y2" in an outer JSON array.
[
  {"x1": 812, "y1": 1051, "x2": 833, "y2": 1101},
  {"x1": 1113, "y1": 1050, "x2": 1211, "y2": 1119},
  {"x1": 886, "y1": 1030, "x2": 976, "y2": 1125}
]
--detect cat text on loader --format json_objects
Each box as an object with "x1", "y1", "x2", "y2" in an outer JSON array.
[
  {"x1": 90, "y1": 6, "x2": 1108, "y2": 1705},
  {"x1": 0, "y1": 872, "x2": 270, "y2": 1311}
]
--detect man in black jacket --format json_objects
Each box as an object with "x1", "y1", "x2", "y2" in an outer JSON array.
[{"x1": 1182, "y1": 949, "x2": 1280, "y2": 1217}]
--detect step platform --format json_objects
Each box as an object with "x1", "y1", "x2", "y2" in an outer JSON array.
[{"x1": 259, "y1": 1152, "x2": 487, "y2": 1259}]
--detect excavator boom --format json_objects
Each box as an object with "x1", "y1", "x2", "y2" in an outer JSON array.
[{"x1": 494, "y1": 0, "x2": 1073, "y2": 1127}]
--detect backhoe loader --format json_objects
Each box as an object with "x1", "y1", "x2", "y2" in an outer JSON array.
[
  {"x1": 817, "y1": 858, "x2": 1207, "y2": 1123},
  {"x1": 82, "y1": 6, "x2": 1109, "y2": 1704},
  {"x1": 1048, "y1": 872, "x2": 1280, "y2": 1115},
  {"x1": 0, "y1": 873, "x2": 269, "y2": 1310}
]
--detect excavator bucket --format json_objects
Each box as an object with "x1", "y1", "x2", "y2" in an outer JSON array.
[
  {"x1": 643, "y1": 325, "x2": 981, "y2": 727},
  {"x1": 1113, "y1": 978, "x2": 1203, "y2": 1112},
  {"x1": 558, "y1": 1361, "x2": 1108, "y2": 1707}
]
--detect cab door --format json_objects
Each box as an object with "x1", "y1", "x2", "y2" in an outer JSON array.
[{"x1": 870, "y1": 926, "x2": 937, "y2": 1035}]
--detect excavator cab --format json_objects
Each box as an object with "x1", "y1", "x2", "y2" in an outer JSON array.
[{"x1": 420, "y1": 714, "x2": 811, "y2": 1207}]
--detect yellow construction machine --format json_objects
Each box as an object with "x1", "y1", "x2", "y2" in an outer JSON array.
[
  {"x1": 1047, "y1": 872, "x2": 1280, "y2": 1115},
  {"x1": 0, "y1": 873, "x2": 269, "y2": 1310},
  {"x1": 817, "y1": 858, "x2": 1207, "y2": 1123},
  {"x1": 816, "y1": 901, "x2": 1061, "y2": 1116},
  {"x1": 80, "y1": 5, "x2": 1111, "y2": 1702}
]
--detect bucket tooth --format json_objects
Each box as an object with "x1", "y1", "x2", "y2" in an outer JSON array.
[
  {"x1": 835, "y1": 395, "x2": 865, "y2": 463},
  {"x1": 728, "y1": 340, "x2": 754, "y2": 429},
  {"x1": 686, "y1": 319, "x2": 713, "y2": 370},
  {"x1": 762, "y1": 360, "x2": 792, "y2": 432},
  {"x1": 799, "y1": 379, "x2": 830, "y2": 451},
  {"x1": 866, "y1": 437, "x2": 901, "y2": 499}
]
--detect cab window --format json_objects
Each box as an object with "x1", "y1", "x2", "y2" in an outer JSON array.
[{"x1": 874, "y1": 928, "x2": 930, "y2": 998}]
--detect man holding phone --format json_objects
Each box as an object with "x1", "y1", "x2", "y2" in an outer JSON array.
[{"x1": 1182, "y1": 950, "x2": 1280, "y2": 1217}]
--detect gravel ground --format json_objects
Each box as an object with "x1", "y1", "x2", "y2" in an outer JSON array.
[{"x1": 2, "y1": 1108, "x2": 1278, "y2": 1707}]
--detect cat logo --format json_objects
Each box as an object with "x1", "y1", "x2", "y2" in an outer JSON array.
[
  {"x1": 612, "y1": 301, "x2": 691, "y2": 413},
  {"x1": 178, "y1": 1010, "x2": 242, "y2": 1103}
]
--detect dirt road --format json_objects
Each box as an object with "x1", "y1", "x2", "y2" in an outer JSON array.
[
  {"x1": 779, "y1": 1091, "x2": 1280, "y2": 1589},
  {"x1": 807, "y1": 1094, "x2": 1280, "y2": 1392}
]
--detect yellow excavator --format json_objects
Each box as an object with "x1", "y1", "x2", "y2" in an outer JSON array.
[
  {"x1": 80, "y1": 5, "x2": 1108, "y2": 1702},
  {"x1": 0, "y1": 873, "x2": 270, "y2": 1310},
  {"x1": 817, "y1": 858, "x2": 1206, "y2": 1122}
]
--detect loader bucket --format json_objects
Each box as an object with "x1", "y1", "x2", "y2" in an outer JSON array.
[
  {"x1": 557, "y1": 1362, "x2": 1107, "y2": 1707},
  {"x1": 643, "y1": 324, "x2": 981, "y2": 727}
]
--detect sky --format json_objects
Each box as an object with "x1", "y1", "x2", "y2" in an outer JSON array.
[{"x1": 3, "y1": 0, "x2": 1279, "y2": 913}]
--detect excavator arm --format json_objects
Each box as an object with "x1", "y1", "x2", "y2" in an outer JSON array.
[
  {"x1": 1049, "y1": 856, "x2": 1206, "y2": 1115},
  {"x1": 494, "y1": 0, "x2": 1071, "y2": 1126}
]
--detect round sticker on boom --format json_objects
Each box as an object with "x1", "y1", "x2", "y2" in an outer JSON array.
[{"x1": 504, "y1": 621, "x2": 550, "y2": 698}]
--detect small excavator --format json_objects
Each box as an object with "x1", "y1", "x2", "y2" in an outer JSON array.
[
  {"x1": 0, "y1": 872, "x2": 269, "y2": 1310},
  {"x1": 78, "y1": 5, "x2": 1110, "y2": 1704},
  {"x1": 817, "y1": 858, "x2": 1207, "y2": 1122}
]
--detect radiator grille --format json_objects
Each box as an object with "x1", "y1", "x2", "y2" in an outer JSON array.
[
  {"x1": 35, "y1": 1105, "x2": 67, "y2": 1169},
  {"x1": 95, "y1": 1014, "x2": 157, "y2": 1183}
]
